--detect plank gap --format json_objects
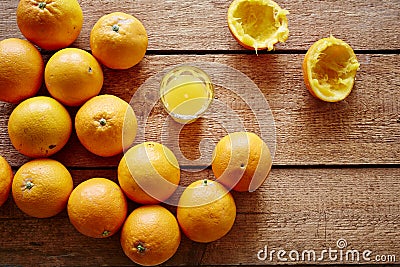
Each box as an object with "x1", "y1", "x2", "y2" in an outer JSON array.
[
  {"x1": 36, "y1": 49, "x2": 400, "y2": 56},
  {"x1": 145, "y1": 49, "x2": 400, "y2": 56},
  {"x1": 10, "y1": 163, "x2": 399, "y2": 171}
]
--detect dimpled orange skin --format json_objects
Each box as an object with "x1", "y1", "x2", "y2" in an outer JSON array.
[
  {"x1": 12, "y1": 158, "x2": 73, "y2": 218},
  {"x1": 0, "y1": 156, "x2": 13, "y2": 207},
  {"x1": 90, "y1": 12, "x2": 148, "y2": 69},
  {"x1": 16, "y1": 0, "x2": 83, "y2": 50},
  {"x1": 118, "y1": 142, "x2": 180, "y2": 205},
  {"x1": 45, "y1": 48, "x2": 104, "y2": 106},
  {"x1": 121, "y1": 205, "x2": 181, "y2": 266},
  {"x1": 8, "y1": 96, "x2": 72, "y2": 158},
  {"x1": 75, "y1": 94, "x2": 137, "y2": 157},
  {"x1": 67, "y1": 178, "x2": 128, "y2": 238},
  {"x1": 212, "y1": 132, "x2": 272, "y2": 192},
  {"x1": 177, "y1": 179, "x2": 236, "y2": 243},
  {"x1": 0, "y1": 38, "x2": 44, "y2": 103}
]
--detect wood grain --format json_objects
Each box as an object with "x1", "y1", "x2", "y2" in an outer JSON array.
[
  {"x1": 0, "y1": 0, "x2": 398, "y2": 265},
  {"x1": 0, "y1": 0, "x2": 398, "y2": 51},
  {"x1": 0, "y1": 168, "x2": 399, "y2": 265},
  {"x1": 0, "y1": 54, "x2": 398, "y2": 167}
]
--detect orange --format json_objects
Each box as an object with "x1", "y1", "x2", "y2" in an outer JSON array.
[
  {"x1": 177, "y1": 179, "x2": 236, "y2": 243},
  {"x1": 0, "y1": 155, "x2": 13, "y2": 207},
  {"x1": 8, "y1": 96, "x2": 72, "y2": 158},
  {"x1": 45, "y1": 48, "x2": 104, "y2": 106},
  {"x1": 121, "y1": 205, "x2": 181, "y2": 266},
  {"x1": 118, "y1": 142, "x2": 180, "y2": 204},
  {"x1": 90, "y1": 12, "x2": 148, "y2": 69},
  {"x1": 212, "y1": 132, "x2": 272, "y2": 192},
  {"x1": 16, "y1": 0, "x2": 83, "y2": 50},
  {"x1": 303, "y1": 35, "x2": 360, "y2": 102},
  {"x1": 227, "y1": 0, "x2": 289, "y2": 52},
  {"x1": 0, "y1": 38, "x2": 44, "y2": 103},
  {"x1": 12, "y1": 158, "x2": 73, "y2": 218},
  {"x1": 67, "y1": 178, "x2": 127, "y2": 238},
  {"x1": 75, "y1": 94, "x2": 137, "y2": 157}
]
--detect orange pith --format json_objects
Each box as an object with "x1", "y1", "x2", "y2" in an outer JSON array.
[
  {"x1": 227, "y1": 0, "x2": 289, "y2": 52},
  {"x1": 303, "y1": 35, "x2": 360, "y2": 102}
]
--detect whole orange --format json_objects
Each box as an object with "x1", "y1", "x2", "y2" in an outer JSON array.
[
  {"x1": 17, "y1": 0, "x2": 83, "y2": 50},
  {"x1": 0, "y1": 38, "x2": 44, "y2": 103},
  {"x1": 75, "y1": 94, "x2": 137, "y2": 157},
  {"x1": 90, "y1": 12, "x2": 148, "y2": 69},
  {"x1": 212, "y1": 132, "x2": 272, "y2": 192},
  {"x1": 177, "y1": 179, "x2": 236, "y2": 243},
  {"x1": 45, "y1": 48, "x2": 104, "y2": 106},
  {"x1": 121, "y1": 205, "x2": 181, "y2": 266},
  {"x1": 12, "y1": 158, "x2": 73, "y2": 218},
  {"x1": 118, "y1": 142, "x2": 180, "y2": 204},
  {"x1": 67, "y1": 178, "x2": 128, "y2": 238},
  {"x1": 0, "y1": 155, "x2": 13, "y2": 207},
  {"x1": 8, "y1": 96, "x2": 72, "y2": 158},
  {"x1": 303, "y1": 35, "x2": 360, "y2": 102}
]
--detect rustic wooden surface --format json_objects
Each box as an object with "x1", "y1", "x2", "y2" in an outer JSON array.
[
  {"x1": 0, "y1": 0, "x2": 399, "y2": 266},
  {"x1": 1, "y1": 0, "x2": 399, "y2": 51}
]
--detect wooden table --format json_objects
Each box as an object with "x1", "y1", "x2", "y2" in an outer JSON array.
[{"x1": 1, "y1": 0, "x2": 399, "y2": 265}]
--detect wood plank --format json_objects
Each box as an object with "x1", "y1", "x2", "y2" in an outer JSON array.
[
  {"x1": 0, "y1": 54, "x2": 399, "y2": 167},
  {"x1": 1, "y1": 1, "x2": 397, "y2": 266},
  {"x1": 0, "y1": 168, "x2": 399, "y2": 265},
  {"x1": 212, "y1": 167, "x2": 400, "y2": 265},
  {"x1": 0, "y1": 0, "x2": 399, "y2": 51},
  {"x1": 0, "y1": 217, "x2": 206, "y2": 266},
  {"x1": 203, "y1": 212, "x2": 399, "y2": 264},
  {"x1": 2, "y1": 167, "x2": 400, "y2": 216}
]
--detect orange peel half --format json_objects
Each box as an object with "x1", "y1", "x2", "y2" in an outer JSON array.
[
  {"x1": 227, "y1": 0, "x2": 289, "y2": 52},
  {"x1": 303, "y1": 35, "x2": 360, "y2": 102}
]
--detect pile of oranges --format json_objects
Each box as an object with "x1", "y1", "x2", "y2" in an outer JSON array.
[{"x1": 0, "y1": 0, "x2": 360, "y2": 265}]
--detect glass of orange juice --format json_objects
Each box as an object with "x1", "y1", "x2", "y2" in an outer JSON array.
[{"x1": 160, "y1": 65, "x2": 214, "y2": 124}]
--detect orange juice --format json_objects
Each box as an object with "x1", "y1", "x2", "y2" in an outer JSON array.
[{"x1": 160, "y1": 66, "x2": 213, "y2": 124}]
